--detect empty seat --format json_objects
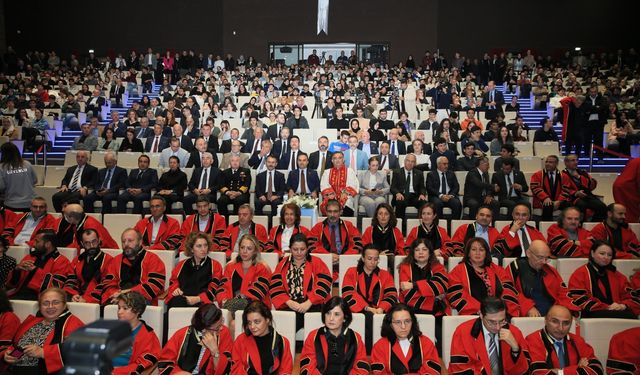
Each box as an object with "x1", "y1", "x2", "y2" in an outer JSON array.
[
  {"x1": 534, "y1": 141, "x2": 560, "y2": 157},
  {"x1": 103, "y1": 214, "x2": 142, "y2": 246},
  {"x1": 10, "y1": 300, "x2": 39, "y2": 322},
  {"x1": 580, "y1": 318, "x2": 640, "y2": 365},
  {"x1": 612, "y1": 259, "x2": 640, "y2": 279},
  {"x1": 66, "y1": 302, "x2": 100, "y2": 324},
  {"x1": 556, "y1": 258, "x2": 589, "y2": 283},
  {"x1": 167, "y1": 307, "x2": 198, "y2": 339},
  {"x1": 104, "y1": 305, "x2": 164, "y2": 342}
]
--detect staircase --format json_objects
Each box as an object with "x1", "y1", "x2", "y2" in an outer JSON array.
[{"x1": 498, "y1": 84, "x2": 627, "y2": 172}]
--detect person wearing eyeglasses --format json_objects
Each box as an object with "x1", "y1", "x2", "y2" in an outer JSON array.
[
  {"x1": 2, "y1": 288, "x2": 84, "y2": 374},
  {"x1": 112, "y1": 291, "x2": 161, "y2": 374},
  {"x1": 158, "y1": 303, "x2": 233, "y2": 375},
  {"x1": 300, "y1": 296, "x2": 370, "y2": 374},
  {"x1": 64, "y1": 228, "x2": 113, "y2": 303},
  {"x1": 449, "y1": 296, "x2": 530, "y2": 375},
  {"x1": 507, "y1": 240, "x2": 579, "y2": 317},
  {"x1": 371, "y1": 303, "x2": 441, "y2": 374},
  {"x1": 526, "y1": 305, "x2": 603, "y2": 375}
]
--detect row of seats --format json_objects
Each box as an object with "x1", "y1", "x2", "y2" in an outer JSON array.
[{"x1": 9, "y1": 299, "x2": 640, "y2": 365}]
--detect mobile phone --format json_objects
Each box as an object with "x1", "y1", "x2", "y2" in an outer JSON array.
[{"x1": 10, "y1": 347, "x2": 25, "y2": 359}]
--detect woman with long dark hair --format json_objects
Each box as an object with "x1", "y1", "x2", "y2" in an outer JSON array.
[
  {"x1": 404, "y1": 203, "x2": 451, "y2": 257},
  {"x1": 267, "y1": 203, "x2": 311, "y2": 256},
  {"x1": 361, "y1": 203, "x2": 405, "y2": 255},
  {"x1": 371, "y1": 303, "x2": 441, "y2": 374},
  {"x1": 0, "y1": 142, "x2": 37, "y2": 211},
  {"x1": 300, "y1": 297, "x2": 370, "y2": 374}
]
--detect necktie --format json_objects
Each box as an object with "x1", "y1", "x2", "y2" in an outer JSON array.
[
  {"x1": 252, "y1": 140, "x2": 259, "y2": 154},
  {"x1": 555, "y1": 341, "x2": 566, "y2": 369},
  {"x1": 405, "y1": 172, "x2": 411, "y2": 194},
  {"x1": 549, "y1": 172, "x2": 554, "y2": 188},
  {"x1": 101, "y1": 169, "x2": 112, "y2": 190},
  {"x1": 137, "y1": 128, "x2": 144, "y2": 138},
  {"x1": 70, "y1": 166, "x2": 82, "y2": 192},
  {"x1": 300, "y1": 170, "x2": 307, "y2": 194},
  {"x1": 489, "y1": 333, "x2": 500, "y2": 375},
  {"x1": 267, "y1": 171, "x2": 273, "y2": 199},
  {"x1": 329, "y1": 224, "x2": 338, "y2": 253},
  {"x1": 281, "y1": 141, "x2": 287, "y2": 158},
  {"x1": 152, "y1": 136, "x2": 160, "y2": 152},
  {"x1": 482, "y1": 172, "x2": 488, "y2": 196},
  {"x1": 381, "y1": 155, "x2": 387, "y2": 169},
  {"x1": 507, "y1": 174, "x2": 514, "y2": 197},
  {"x1": 200, "y1": 168, "x2": 208, "y2": 189},
  {"x1": 320, "y1": 153, "x2": 326, "y2": 177},
  {"x1": 391, "y1": 141, "x2": 396, "y2": 156},
  {"x1": 290, "y1": 151, "x2": 297, "y2": 170},
  {"x1": 137, "y1": 170, "x2": 143, "y2": 180},
  {"x1": 441, "y1": 172, "x2": 447, "y2": 195},
  {"x1": 520, "y1": 227, "x2": 530, "y2": 252}
]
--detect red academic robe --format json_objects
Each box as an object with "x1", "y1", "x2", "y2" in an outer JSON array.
[
  {"x1": 590, "y1": 222, "x2": 640, "y2": 259},
  {"x1": 53, "y1": 214, "x2": 120, "y2": 250},
  {"x1": 361, "y1": 226, "x2": 405, "y2": 255},
  {"x1": 0, "y1": 312, "x2": 19, "y2": 351},
  {"x1": 526, "y1": 329, "x2": 603, "y2": 375},
  {"x1": 179, "y1": 213, "x2": 228, "y2": 253},
  {"x1": 560, "y1": 169, "x2": 598, "y2": 206},
  {"x1": 371, "y1": 335, "x2": 441, "y2": 375},
  {"x1": 158, "y1": 325, "x2": 233, "y2": 375},
  {"x1": 447, "y1": 262, "x2": 520, "y2": 317},
  {"x1": 530, "y1": 169, "x2": 563, "y2": 209},
  {"x1": 443, "y1": 223, "x2": 499, "y2": 259},
  {"x1": 607, "y1": 327, "x2": 640, "y2": 375},
  {"x1": 226, "y1": 221, "x2": 269, "y2": 258},
  {"x1": 449, "y1": 318, "x2": 530, "y2": 375},
  {"x1": 267, "y1": 224, "x2": 311, "y2": 257},
  {"x1": 300, "y1": 327, "x2": 370, "y2": 375},
  {"x1": 398, "y1": 261, "x2": 450, "y2": 315},
  {"x1": 64, "y1": 250, "x2": 113, "y2": 303},
  {"x1": 632, "y1": 270, "x2": 640, "y2": 290},
  {"x1": 3, "y1": 212, "x2": 57, "y2": 246},
  {"x1": 341, "y1": 265, "x2": 397, "y2": 313},
  {"x1": 0, "y1": 207, "x2": 16, "y2": 238},
  {"x1": 568, "y1": 263, "x2": 640, "y2": 315},
  {"x1": 613, "y1": 158, "x2": 640, "y2": 223},
  {"x1": 165, "y1": 257, "x2": 223, "y2": 305},
  {"x1": 319, "y1": 166, "x2": 358, "y2": 216},
  {"x1": 113, "y1": 322, "x2": 161, "y2": 375},
  {"x1": 308, "y1": 219, "x2": 363, "y2": 255},
  {"x1": 134, "y1": 215, "x2": 183, "y2": 250},
  {"x1": 3, "y1": 312, "x2": 84, "y2": 374},
  {"x1": 270, "y1": 255, "x2": 332, "y2": 309},
  {"x1": 493, "y1": 223, "x2": 546, "y2": 258},
  {"x1": 101, "y1": 250, "x2": 166, "y2": 304},
  {"x1": 508, "y1": 259, "x2": 579, "y2": 316},
  {"x1": 6, "y1": 250, "x2": 72, "y2": 298},
  {"x1": 404, "y1": 224, "x2": 450, "y2": 256},
  {"x1": 546, "y1": 224, "x2": 593, "y2": 258},
  {"x1": 216, "y1": 261, "x2": 271, "y2": 306},
  {"x1": 231, "y1": 331, "x2": 293, "y2": 375}
]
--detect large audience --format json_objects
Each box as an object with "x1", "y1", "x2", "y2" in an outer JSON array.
[{"x1": 0, "y1": 47, "x2": 639, "y2": 374}]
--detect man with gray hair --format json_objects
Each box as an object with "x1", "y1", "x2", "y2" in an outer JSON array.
[
  {"x1": 426, "y1": 156, "x2": 462, "y2": 219},
  {"x1": 183, "y1": 152, "x2": 221, "y2": 215},
  {"x1": 218, "y1": 154, "x2": 251, "y2": 216},
  {"x1": 83, "y1": 151, "x2": 128, "y2": 213}
]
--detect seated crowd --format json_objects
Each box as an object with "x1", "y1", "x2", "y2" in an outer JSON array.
[{"x1": 0, "y1": 48, "x2": 639, "y2": 374}]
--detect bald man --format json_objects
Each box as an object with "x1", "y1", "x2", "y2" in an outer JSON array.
[
  {"x1": 508, "y1": 240, "x2": 579, "y2": 317},
  {"x1": 526, "y1": 305, "x2": 603, "y2": 374},
  {"x1": 53, "y1": 203, "x2": 119, "y2": 249},
  {"x1": 101, "y1": 228, "x2": 166, "y2": 305}
]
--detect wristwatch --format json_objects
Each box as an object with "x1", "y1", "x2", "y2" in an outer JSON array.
[
  {"x1": 557, "y1": 370, "x2": 564, "y2": 375},
  {"x1": 213, "y1": 352, "x2": 219, "y2": 358}
]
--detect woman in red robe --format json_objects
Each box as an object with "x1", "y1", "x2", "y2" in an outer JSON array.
[
  {"x1": 568, "y1": 240, "x2": 639, "y2": 318},
  {"x1": 371, "y1": 303, "x2": 441, "y2": 375},
  {"x1": 2, "y1": 288, "x2": 84, "y2": 374},
  {"x1": 404, "y1": 203, "x2": 450, "y2": 257},
  {"x1": 231, "y1": 301, "x2": 293, "y2": 375},
  {"x1": 267, "y1": 203, "x2": 311, "y2": 257},
  {"x1": 158, "y1": 304, "x2": 233, "y2": 375},
  {"x1": 447, "y1": 237, "x2": 520, "y2": 317},
  {"x1": 361, "y1": 203, "x2": 405, "y2": 255},
  {"x1": 300, "y1": 297, "x2": 370, "y2": 375}
]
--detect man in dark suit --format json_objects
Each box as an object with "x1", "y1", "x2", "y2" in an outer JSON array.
[
  {"x1": 429, "y1": 137, "x2": 457, "y2": 171},
  {"x1": 162, "y1": 99, "x2": 182, "y2": 119},
  {"x1": 83, "y1": 152, "x2": 128, "y2": 214},
  {"x1": 267, "y1": 112, "x2": 292, "y2": 141},
  {"x1": 383, "y1": 128, "x2": 407, "y2": 156},
  {"x1": 375, "y1": 142, "x2": 400, "y2": 174},
  {"x1": 219, "y1": 128, "x2": 244, "y2": 154},
  {"x1": 103, "y1": 111, "x2": 126, "y2": 138},
  {"x1": 116, "y1": 154, "x2": 158, "y2": 214},
  {"x1": 308, "y1": 136, "x2": 333, "y2": 179},
  {"x1": 109, "y1": 79, "x2": 125, "y2": 107},
  {"x1": 357, "y1": 131, "x2": 379, "y2": 157},
  {"x1": 187, "y1": 138, "x2": 220, "y2": 169},
  {"x1": 255, "y1": 155, "x2": 287, "y2": 215},
  {"x1": 173, "y1": 124, "x2": 194, "y2": 152},
  {"x1": 242, "y1": 126, "x2": 268, "y2": 154},
  {"x1": 217, "y1": 154, "x2": 251, "y2": 216},
  {"x1": 277, "y1": 135, "x2": 307, "y2": 171},
  {"x1": 271, "y1": 126, "x2": 291, "y2": 159},
  {"x1": 52, "y1": 151, "x2": 99, "y2": 212},
  {"x1": 491, "y1": 157, "x2": 530, "y2": 218},
  {"x1": 200, "y1": 120, "x2": 219, "y2": 154},
  {"x1": 463, "y1": 156, "x2": 499, "y2": 219},
  {"x1": 584, "y1": 86, "x2": 609, "y2": 160},
  {"x1": 248, "y1": 139, "x2": 273, "y2": 173},
  {"x1": 287, "y1": 153, "x2": 320, "y2": 198},
  {"x1": 481, "y1": 80, "x2": 505, "y2": 120},
  {"x1": 183, "y1": 152, "x2": 221, "y2": 215},
  {"x1": 145, "y1": 124, "x2": 170, "y2": 152},
  {"x1": 390, "y1": 154, "x2": 427, "y2": 218},
  {"x1": 85, "y1": 89, "x2": 106, "y2": 120},
  {"x1": 426, "y1": 156, "x2": 462, "y2": 219},
  {"x1": 134, "y1": 117, "x2": 154, "y2": 139},
  {"x1": 493, "y1": 143, "x2": 521, "y2": 172}
]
